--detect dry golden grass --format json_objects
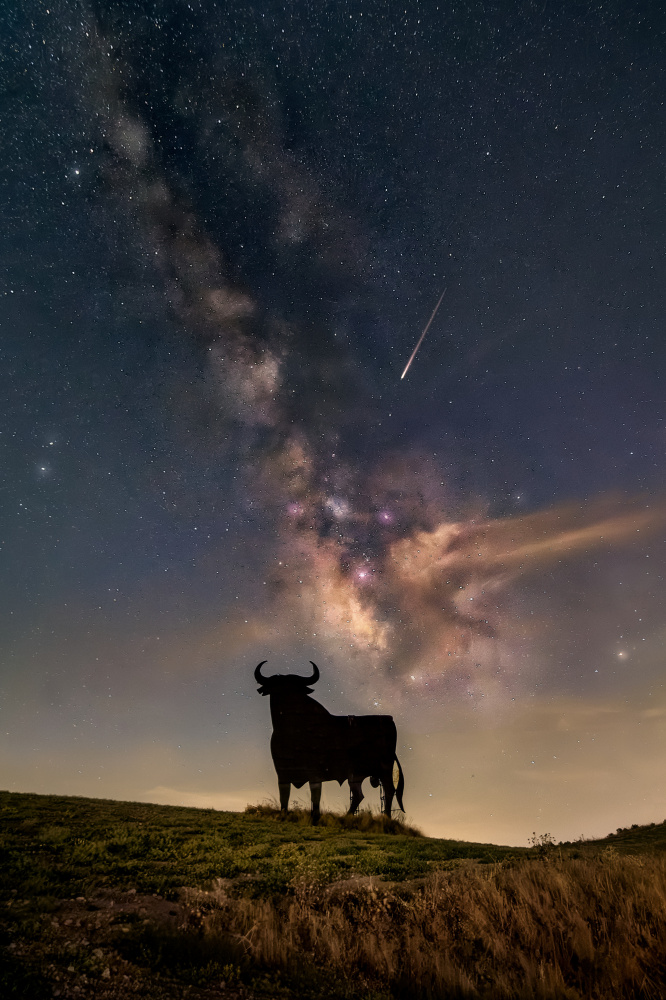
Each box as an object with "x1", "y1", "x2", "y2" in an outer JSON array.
[{"x1": 184, "y1": 849, "x2": 666, "y2": 999}]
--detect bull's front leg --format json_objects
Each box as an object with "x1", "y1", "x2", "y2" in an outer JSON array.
[
  {"x1": 309, "y1": 780, "x2": 322, "y2": 824},
  {"x1": 278, "y1": 782, "x2": 291, "y2": 813}
]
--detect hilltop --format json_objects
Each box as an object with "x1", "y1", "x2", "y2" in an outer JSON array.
[{"x1": 1, "y1": 790, "x2": 665, "y2": 999}]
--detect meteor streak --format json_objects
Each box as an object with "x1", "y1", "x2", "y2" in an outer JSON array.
[{"x1": 400, "y1": 288, "x2": 446, "y2": 379}]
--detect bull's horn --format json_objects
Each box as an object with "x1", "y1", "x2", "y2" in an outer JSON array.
[
  {"x1": 254, "y1": 660, "x2": 268, "y2": 683},
  {"x1": 304, "y1": 661, "x2": 320, "y2": 684}
]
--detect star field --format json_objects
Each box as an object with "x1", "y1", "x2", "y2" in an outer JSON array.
[{"x1": 1, "y1": 0, "x2": 665, "y2": 842}]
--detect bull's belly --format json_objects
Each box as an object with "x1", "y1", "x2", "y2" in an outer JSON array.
[
  {"x1": 271, "y1": 716, "x2": 396, "y2": 787},
  {"x1": 272, "y1": 756, "x2": 349, "y2": 788}
]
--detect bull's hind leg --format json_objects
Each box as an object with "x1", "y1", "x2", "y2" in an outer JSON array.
[
  {"x1": 379, "y1": 771, "x2": 394, "y2": 817},
  {"x1": 278, "y1": 782, "x2": 290, "y2": 813},
  {"x1": 309, "y1": 780, "x2": 322, "y2": 824},
  {"x1": 348, "y1": 780, "x2": 364, "y2": 814}
]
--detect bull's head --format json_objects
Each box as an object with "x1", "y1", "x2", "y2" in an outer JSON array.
[{"x1": 254, "y1": 660, "x2": 320, "y2": 696}]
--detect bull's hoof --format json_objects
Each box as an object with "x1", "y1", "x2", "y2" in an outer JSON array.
[{"x1": 369, "y1": 776, "x2": 380, "y2": 787}]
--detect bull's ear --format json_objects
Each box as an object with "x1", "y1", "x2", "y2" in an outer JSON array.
[{"x1": 256, "y1": 685, "x2": 269, "y2": 695}]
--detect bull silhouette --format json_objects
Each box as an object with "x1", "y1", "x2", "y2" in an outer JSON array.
[{"x1": 255, "y1": 660, "x2": 405, "y2": 822}]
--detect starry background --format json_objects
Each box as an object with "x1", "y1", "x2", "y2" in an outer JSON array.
[{"x1": 1, "y1": 0, "x2": 665, "y2": 844}]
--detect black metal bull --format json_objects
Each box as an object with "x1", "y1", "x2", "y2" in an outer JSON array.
[{"x1": 255, "y1": 660, "x2": 405, "y2": 822}]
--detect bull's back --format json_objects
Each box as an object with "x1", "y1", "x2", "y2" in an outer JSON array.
[{"x1": 347, "y1": 714, "x2": 397, "y2": 757}]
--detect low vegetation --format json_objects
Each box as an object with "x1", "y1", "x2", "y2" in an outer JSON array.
[{"x1": 1, "y1": 791, "x2": 665, "y2": 998}]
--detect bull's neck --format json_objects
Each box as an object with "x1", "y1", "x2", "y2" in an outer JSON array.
[{"x1": 269, "y1": 692, "x2": 326, "y2": 727}]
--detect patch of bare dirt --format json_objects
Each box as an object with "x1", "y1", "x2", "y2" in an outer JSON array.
[{"x1": 4, "y1": 890, "x2": 266, "y2": 1000}]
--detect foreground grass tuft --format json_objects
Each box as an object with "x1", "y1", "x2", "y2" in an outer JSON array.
[{"x1": 245, "y1": 801, "x2": 422, "y2": 836}]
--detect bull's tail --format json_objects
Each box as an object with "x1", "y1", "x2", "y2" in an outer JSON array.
[{"x1": 394, "y1": 754, "x2": 405, "y2": 812}]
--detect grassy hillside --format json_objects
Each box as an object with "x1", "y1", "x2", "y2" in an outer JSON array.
[
  {"x1": 1, "y1": 790, "x2": 665, "y2": 999},
  {"x1": 0, "y1": 791, "x2": 526, "y2": 900},
  {"x1": 565, "y1": 819, "x2": 666, "y2": 854}
]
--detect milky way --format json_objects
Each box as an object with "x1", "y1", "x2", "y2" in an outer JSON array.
[{"x1": 78, "y1": 8, "x2": 666, "y2": 703}]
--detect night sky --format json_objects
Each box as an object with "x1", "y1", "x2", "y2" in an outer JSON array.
[{"x1": 2, "y1": 0, "x2": 665, "y2": 844}]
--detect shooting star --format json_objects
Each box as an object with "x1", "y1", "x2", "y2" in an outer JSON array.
[{"x1": 400, "y1": 288, "x2": 446, "y2": 379}]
